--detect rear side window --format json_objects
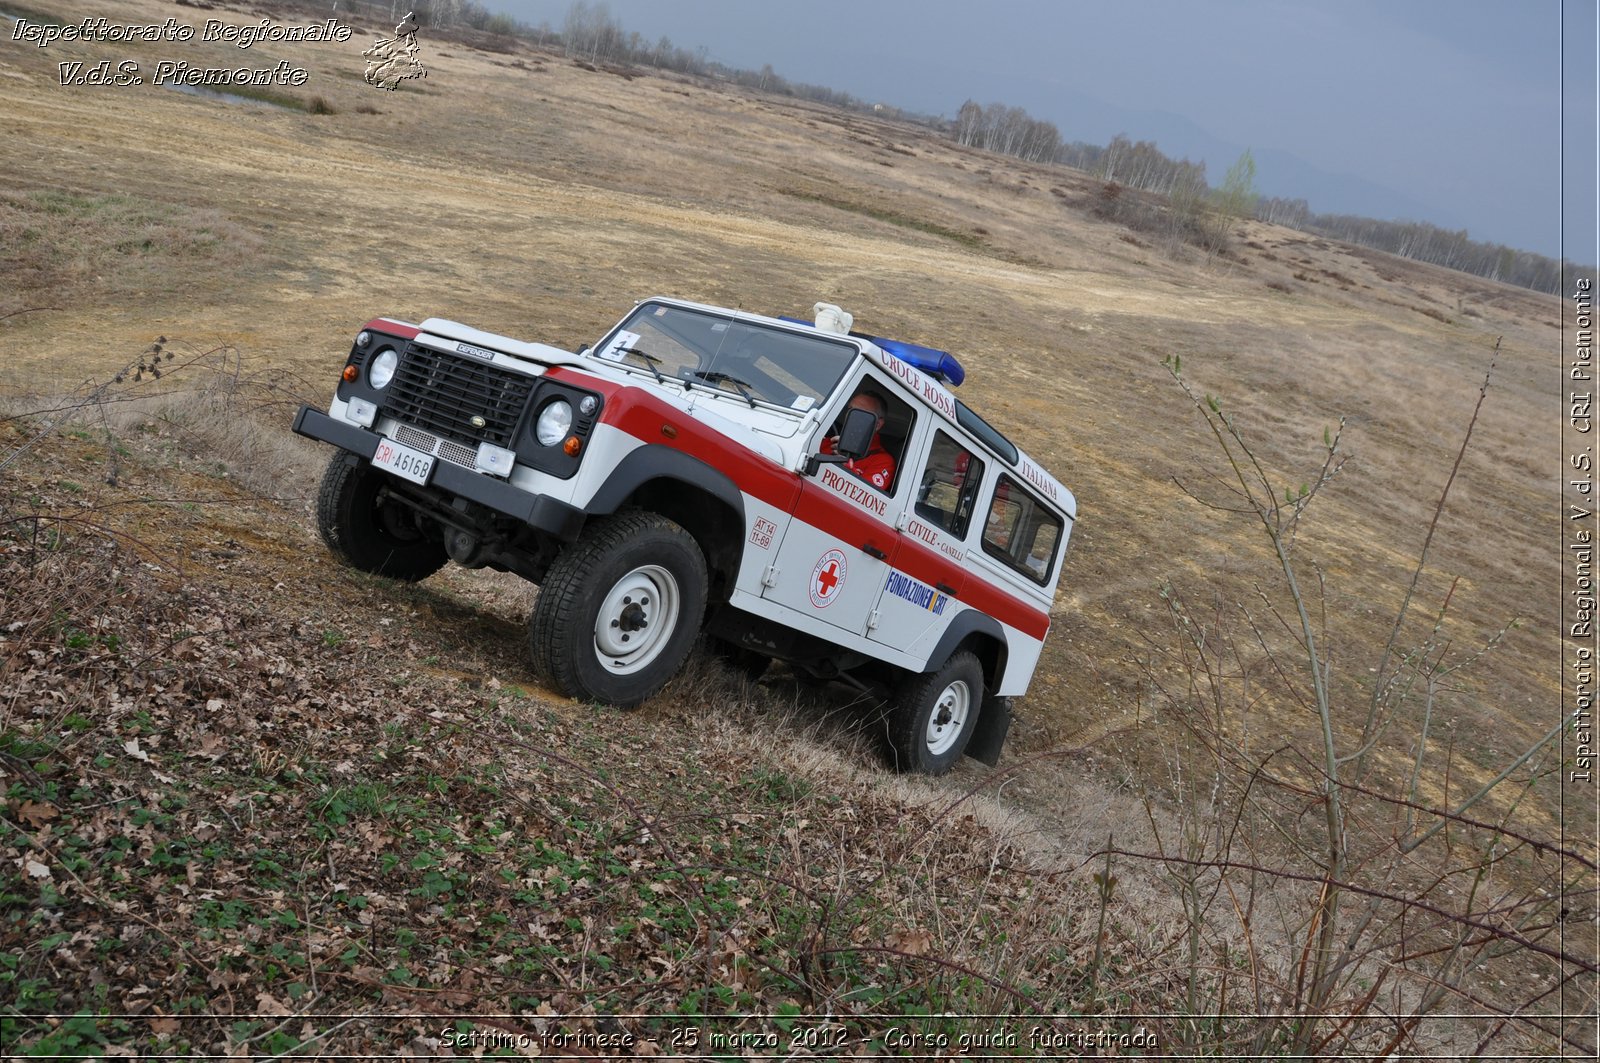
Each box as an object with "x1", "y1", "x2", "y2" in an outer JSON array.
[
  {"x1": 915, "y1": 431, "x2": 985, "y2": 539},
  {"x1": 981, "y1": 474, "x2": 1063, "y2": 583}
]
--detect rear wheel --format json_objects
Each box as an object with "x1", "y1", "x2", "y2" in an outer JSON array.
[
  {"x1": 530, "y1": 511, "x2": 708, "y2": 707},
  {"x1": 887, "y1": 651, "x2": 983, "y2": 775},
  {"x1": 315, "y1": 455, "x2": 446, "y2": 581}
]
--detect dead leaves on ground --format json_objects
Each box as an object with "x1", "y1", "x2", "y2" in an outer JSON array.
[{"x1": 1, "y1": 427, "x2": 1096, "y2": 1056}]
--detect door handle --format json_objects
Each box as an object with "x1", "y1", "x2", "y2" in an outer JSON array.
[
  {"x1": 861, "y1": 543, "x2": 888, "y2": 561},
  {"x1": 935, "y1": 582, "x2": 957, "y2": 595}
]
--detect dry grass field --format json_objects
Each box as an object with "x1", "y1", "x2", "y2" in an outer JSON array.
[{"x1": 1, "y1": 0, "x2": 1591, "y2": 1056}]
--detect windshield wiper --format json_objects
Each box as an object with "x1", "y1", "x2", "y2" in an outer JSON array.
[
  {"x1": 615, "y1": 346, "x2": 665, "y2": 385},
  {"x1": 686, "y1": 370, "x2": 758, "y2": 408}
]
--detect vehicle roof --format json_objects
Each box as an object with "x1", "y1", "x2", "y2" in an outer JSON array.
[{"x1": 643, "y1": 296, "x2": 1077, "y2": 521}]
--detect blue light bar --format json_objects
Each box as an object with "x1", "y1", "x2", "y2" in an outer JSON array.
[
  {"x1": 868, "y1": 336, "x2": 966, "y2": 387},
  {"x1": 776, "y1": 315, "x2": 966, "y2": 387}
]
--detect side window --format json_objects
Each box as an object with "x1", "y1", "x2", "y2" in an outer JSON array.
[
  {"x1": 822, "y1": 377, "x2": 915, "y2": 495},
  {"x1": 915, "y1": 431, "x2": 985, "y2": 538},
  {"x1": 981, "y1": 474, "x2": 1064, "y2": 584}
]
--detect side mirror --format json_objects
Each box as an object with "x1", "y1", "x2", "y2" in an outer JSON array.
[
  {"x1": 834, "y1": 406, "x2": 877, "y2": 459},
  {"x1": 804, "y1": 406, "x2": 878, "y2": 475}
]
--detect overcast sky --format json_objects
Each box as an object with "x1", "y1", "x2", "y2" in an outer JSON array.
[{"x1": 489, "y1": 0, "x2": 1597, "y2": 264}]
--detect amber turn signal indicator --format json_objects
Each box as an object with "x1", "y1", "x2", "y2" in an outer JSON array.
[
  {"x1": 341, "y1": 365, "x2": 359, "y2": 383},
  {"x1": 563, "y1": 436, "x2": 582, "y2": 457}
]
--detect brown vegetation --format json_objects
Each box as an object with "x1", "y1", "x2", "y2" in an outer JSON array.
[{"x1": 1, "y1": 0, "x2": 1591, "y2": 1054}]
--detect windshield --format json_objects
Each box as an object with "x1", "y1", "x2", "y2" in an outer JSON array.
[{"x1": 592, "y1": 302, "x2": 860, "y2": 412}]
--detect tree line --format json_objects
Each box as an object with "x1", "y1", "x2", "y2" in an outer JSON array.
[
  {"x1": 1297, "y1": 209, "x2": 1574, "y2": 294},
  {"x1": 329, "y1": 0, "x2": 885, "y2": 110},
  {"x1": 342, "y1": 0, "x2": 1585, "y2": 294},
  {"x1": 953, "y1": 101, "x2": 1062, "y2": 164},
  {"x1": 338, "y1": 0, "x2": 522, "y2": 38},
  {"x1": 555, "y1": 1, "x2": 878, "y2": 111},
  {"x1": 955, "y1": 99, "x2": 1584, "y2": 294},
  {"x1": 1254, "y1": 194, "x2": 1587, "y2": 293}
]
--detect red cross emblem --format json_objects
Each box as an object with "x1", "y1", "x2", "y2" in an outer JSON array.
[{"x1": 809, "y1": 549, "x2": 848, "y2": 608}]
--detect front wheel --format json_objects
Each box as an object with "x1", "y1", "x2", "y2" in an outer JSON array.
[
  {"x1": 529, "y1": 511, "x2": 708, "y2": 707},
  {"x1": 886, "y1": 651, "x2": 984, "y2": 775},
  {"x1": 315, "y1": 455, "x2": 446, "y2": 581}
]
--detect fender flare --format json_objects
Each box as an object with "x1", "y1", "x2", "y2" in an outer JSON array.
[
  {"x1": 923, "y1": 610, "x2": 1012, "y2": 766},
  {"x1": 583, "y1": 444, "x2": 747, "y2": 524},
  {"x1": 925, "y1": 610, "x2": 1009, "y2": 678}
]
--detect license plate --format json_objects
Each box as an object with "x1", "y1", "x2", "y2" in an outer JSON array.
[{"x1": 372, "y1": 439, "x2": 434, "y2": 485}]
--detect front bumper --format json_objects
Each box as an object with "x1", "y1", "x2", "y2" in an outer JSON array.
[{"x1": 293, "y1": 406, "x2": 585, "y2": 542}]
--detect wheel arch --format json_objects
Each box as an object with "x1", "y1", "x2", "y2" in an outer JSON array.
[
  {"x1": 925, "y1": 611, "x2": 1009, "y2": 692},
  {"x1": 922, "y1": 611, "x2": 1012, "y2": 766},
  {"x1": 584, "y1": 445, "x2": 747, "y2": 603}
]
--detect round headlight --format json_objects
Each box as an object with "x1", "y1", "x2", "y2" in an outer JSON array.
[
  {"x1": 535, "y1": 400, "x2": 574, "y2": 446},
  {"x1": 369, "y1": 348, "x2": 399, "y2": 389}
]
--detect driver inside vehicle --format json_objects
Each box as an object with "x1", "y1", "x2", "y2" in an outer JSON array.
[{"x1": 821, "y1": 389, "x2": 896, "y2": 492}]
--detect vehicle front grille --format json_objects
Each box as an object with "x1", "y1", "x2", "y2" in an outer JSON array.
[{"x1": 383, "y1": 343, "x2": 535, "y2": 448}]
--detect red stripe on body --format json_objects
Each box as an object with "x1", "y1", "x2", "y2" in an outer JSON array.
[
  {"x1": 546, "y1": 368, "x2": 1050, "y2": 641},
  {"x1": 547, "y1": 367, "x2": 802, "y2": 513},
  {"x1": 366, "y1": 318, "x2": 420, "y2": 340},
  {"x1": 794, "y1": 475, "x2": 1050, "y2": 642}
]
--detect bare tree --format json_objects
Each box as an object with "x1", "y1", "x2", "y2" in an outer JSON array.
[{"x1": 563, "y1": 0, "x2": 622, "y2": 62}]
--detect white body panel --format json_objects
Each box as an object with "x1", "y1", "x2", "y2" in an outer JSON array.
[{"x1": 329, "y1": 298, "x2": 1071, "y2": 700}]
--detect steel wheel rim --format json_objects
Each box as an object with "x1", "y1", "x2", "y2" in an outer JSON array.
[
  {"x1": 924, "y1": 678, "x2": 971, "y2": 756},
  {"x1": 594, "y1": 564, "x2": 680, "y2": 675}
]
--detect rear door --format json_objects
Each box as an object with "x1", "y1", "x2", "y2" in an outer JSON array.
[{"x1": 869, "y1": 427, "x2": 986, "y2": 654}]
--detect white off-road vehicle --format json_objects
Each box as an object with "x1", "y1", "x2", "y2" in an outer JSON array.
[{"x1": 293, "y1": 298, "x2": 1076, "y2": 773}]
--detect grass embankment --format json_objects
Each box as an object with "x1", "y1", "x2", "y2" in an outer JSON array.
[
  {"x1": 3, "y1": 351, "x2": 1586, "y2": 1059},
  {"x1": 0, "y1": 190, "x2": 263, "y2": 306},
  {"x1": 0, "y1": 35, "x2": 1590, "y2": 1052},
  {"x1": 0, "y1": 372, "x2": 1124, "y2": 1057}
]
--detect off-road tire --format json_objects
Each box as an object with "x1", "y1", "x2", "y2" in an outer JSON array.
[
  {"x1": 529, "y1": 511, "x2": 708, "y2": 707},
  {"x1": 316, "y1": 455, "x2": 446, "y2": 582},
  {"x1": 886, "y1": 650, "x2": 984, "y2": 775}
]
